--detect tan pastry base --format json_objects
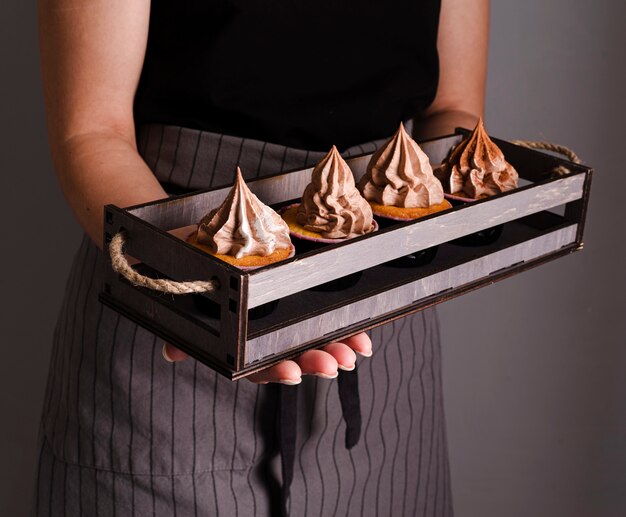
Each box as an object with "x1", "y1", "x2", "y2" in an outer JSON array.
[
  {"x1": 186, "y1": 231, "x2": 293, "y2": 268},
  {"x1": 280, "y1": 204, "x2": 377, "y2": 243},
  {"x1": 369, "y1": 199, "x2": 452, "y2": 221},
  {"x1": 444, "y1": 190, "x2": 490, "y2": 202}
]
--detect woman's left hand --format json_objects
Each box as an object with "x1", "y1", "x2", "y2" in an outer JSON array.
[{"x1": 162, "y1": 333, "x2": 373, "y2": 385}]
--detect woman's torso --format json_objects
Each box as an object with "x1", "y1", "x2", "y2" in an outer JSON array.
[
  {"x1": 134, "y1": 0, "x2": 441, "y2": 151},
  {"x1": 35, "y1": 3, "x2": 452, "y2": 514}
]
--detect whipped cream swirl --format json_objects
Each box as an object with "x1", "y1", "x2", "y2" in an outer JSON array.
[
  {"x1": 358, "y1": 122, "x2": 444, "y2": 208},
  {"x1": 438, "y1": 118, "x2": 519, "y2": 198},
  {"x1": 297, "y1": 146, "x2": 375, "y2": 239},
  {"x1": 197, "y1": 168, "x2": 292, "y2": 258}
]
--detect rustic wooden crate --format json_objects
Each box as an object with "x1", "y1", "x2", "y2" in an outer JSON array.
[{"x1": 100, "y1": 131, "x2": 593, "y2": 379}]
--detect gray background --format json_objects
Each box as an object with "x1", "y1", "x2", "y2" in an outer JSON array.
[{"x1": 1, "y1": 1, "x2": 624, "y2": 516}]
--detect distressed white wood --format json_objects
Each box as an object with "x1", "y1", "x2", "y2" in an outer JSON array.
[
  {"x1": 245, "y1": 225, "x2": 578, "y2": 364},
  {"x1": 248, "y1": 167, "x2": 314, "y2": 204},
  {"x1": 246, "y1": 174, "x2": 585, "y2": 307},
  {"x1": 345, "y1": 154, "x2": 370, "y2": 181}
]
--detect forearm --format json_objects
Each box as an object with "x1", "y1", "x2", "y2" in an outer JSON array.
[
  {"x1": 413, "y1": 109, "x2": 481, "y2": 141},
  {"x1": 38, "y1": 0, "x2": 158, "y2": 248},
  {"x1": 414, "y1": 0, "x2": 489, "y2": 141},
  {"x1": 52, "y1": 131, "x2": 167, "y2": 248}
]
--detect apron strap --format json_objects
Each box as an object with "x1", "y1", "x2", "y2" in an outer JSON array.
[
  {"x1": 279, "y1": 366, "x2": 362, "y2": 516},
  {"x1": 279, "y1": 384, "x2": 298, "y2": 517},
  {"x1": 337, "y1": 366, "x2": 362, "y2": 449}
]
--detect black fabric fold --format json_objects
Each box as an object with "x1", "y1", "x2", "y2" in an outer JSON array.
[
  {"x1": 279, "y1": 366, "x2": 362, "y2": 516},
  {"x1": 338, "y1": 366, "x2": 362, "y2": 449},
  {"x1": 279, "y1": 384, "x2": 298, "y2": 517}
]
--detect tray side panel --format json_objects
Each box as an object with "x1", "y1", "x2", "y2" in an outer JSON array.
[
  {"x1": 247, "y1": 174, "x2": 585, "y2": 307},
  {"x1": 104, "y1": 206, "x2": 243, "y2": 364},
  {"x1": 244, "y1": 224, "x2": 578, "y2": 364}
]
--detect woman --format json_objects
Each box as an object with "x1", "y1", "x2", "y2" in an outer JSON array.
[{"x1": 35, "y1": 0, "x2": 487, "y2": 515}]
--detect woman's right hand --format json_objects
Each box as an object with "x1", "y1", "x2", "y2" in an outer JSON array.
[{"x1": 162, "y1": 332, "x2": 373, "y2": 385}]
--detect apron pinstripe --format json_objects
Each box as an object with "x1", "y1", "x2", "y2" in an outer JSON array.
[{"x1": 33, "y1": 124, "x2": 453, "y2": 517}]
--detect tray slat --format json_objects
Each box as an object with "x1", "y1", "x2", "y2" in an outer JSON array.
[
  {"x1": 245, "y1": 225, "x2": 577, "y2": 364},
  {"x1": 246, "y1": 174, "x2": 585, "y2": 307}
]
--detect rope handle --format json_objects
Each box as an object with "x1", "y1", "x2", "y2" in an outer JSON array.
[
  {"x1": 511, "y1": 140, "x2": 582, "y2": 176},
  {"x1": 109, "y1": 140, "x2": 582, "y2": 295},
  {"x1": 511, "y1": 140, "x2": 582, "y2": 164},
  {"x1": 109, "y1": 232, "x2": 219, "y2": 294}
]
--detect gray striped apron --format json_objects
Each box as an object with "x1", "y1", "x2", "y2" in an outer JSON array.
[{"x1": 33, "y1": 124, "x2": 453, "y2": 517}]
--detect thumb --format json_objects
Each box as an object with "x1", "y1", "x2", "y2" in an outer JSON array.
[{"x1": 162, "y1": 343, "x2": 189, "y2": 362}]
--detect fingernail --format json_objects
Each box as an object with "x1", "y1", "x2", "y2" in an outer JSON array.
[
  {"x1": 357, "y1": 349, "x2": 373, "y2": 358},
  {"x1": 162, "y1": 344, "x2": 174, "y2": 363},
  {"x1": 315, "y1": 371, "x2": 339, "y2": 379},
  {"x1": 338, "y1": 363, "x2": 356, "y2": 371},
  {"x1": 278, "y1": 378, "x2": 302, "y2": 385}
]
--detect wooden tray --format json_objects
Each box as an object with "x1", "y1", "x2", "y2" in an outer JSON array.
[{"x1": 100, "y1": 130, "x2": 593, "y2": 379}]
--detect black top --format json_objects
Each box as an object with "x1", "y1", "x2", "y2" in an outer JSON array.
[{"x1": 134, "y1": 1, "x2": 441, "y2": 151}]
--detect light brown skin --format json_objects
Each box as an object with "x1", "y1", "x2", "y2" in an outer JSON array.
[{"x1": 38, "y1": 0, "x2": 488, "y2": 384}]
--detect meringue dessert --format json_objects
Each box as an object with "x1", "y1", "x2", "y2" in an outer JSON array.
[
  {"x1": 358, "y1": 122, "x2": 451, "y2": 220},
  {"x1": 436, "y1": 118, "x2": 519, "y2": 199},
  {"x1": 281, "y1": 145, "x2": 377, "y2": 242},
  {"x1": 187, "y1": 167, "x2": 294, "y2": 268}
]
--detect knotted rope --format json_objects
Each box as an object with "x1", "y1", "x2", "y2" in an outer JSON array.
[
  {"x1": 109, "y1": 232, "x2": 219, "y2": 294},
  {"x1": 511, "y1": 139, "x2": 582, "y2": 176}
]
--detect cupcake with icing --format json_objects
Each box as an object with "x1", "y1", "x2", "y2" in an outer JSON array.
[
  {"x1": 357, "y1": 122, "x2": 452, "y2": 220},
  {"x1": 187, "y1": 167, "x2": 294, "y2": 269},
  {"x1": 436, "y1": 118, "x2": 519, "y2": 200},
  {"x1": 280, "y1": 145, "x2": 377, "y2": 243}
]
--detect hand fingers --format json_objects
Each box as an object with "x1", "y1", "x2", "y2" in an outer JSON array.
[
  {"x1": 296, "y1": 335, "x2": 371, "y2": 378},
  {"x1": 181, "y1": 332, "x2": 373, "y2": 385},
  {"x1": 247, "y1": 341, "x2": 363, "y2": 385},
  {"x1": 162, "y1": 343, "x2": 189, "y2": 362},
  {"x1": 294, "y1": 349, "x2": 340, "y2": 378},
  {"x1": 321, "y1": 342, "x2": 357, "y2": 371},
  {"x1": 340, "y1": 332, "x2": 373, "y2": 357},
  {"x1": 246, "y1": 360, "x2": 302, "y2": 385}
]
